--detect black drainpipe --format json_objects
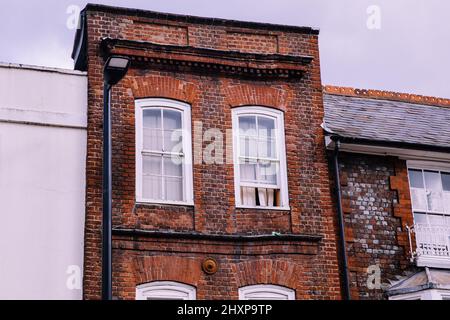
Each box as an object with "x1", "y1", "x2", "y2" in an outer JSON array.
[{"x1": 331, "y1": 136, "x2": 351, "y2": 300}]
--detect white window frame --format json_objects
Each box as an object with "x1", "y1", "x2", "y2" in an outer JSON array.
[
  {"x1": 232, "y1": 106, "x2": 290, "y2": 210},
  {"x1": 407, "y1": 160, "x2": 450, "y2": 216},
  {"x1": 239, "y1": 284, "x2": 295, "y2": 300},
  {"x1": 135, "y1": 98, "x2": 194, "y2": 206},
  {"x1": 136, "y1": 281, "x2": 196, "y2": 300},
  {"x1": 407, "y1": 160, "x2": 450, "y2": 268}
]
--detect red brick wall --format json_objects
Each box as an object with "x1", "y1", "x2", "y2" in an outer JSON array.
[
  {"x1": 82, "y1": 6, "x2": 342, "y2": 300},
  {"x1": 338, "y1": 153, "x2": 416, "y2": 299}
]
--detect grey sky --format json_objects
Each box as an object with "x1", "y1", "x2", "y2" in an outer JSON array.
[{"x1": 1, "y1": 0, "x2": 449, "y2": 98}]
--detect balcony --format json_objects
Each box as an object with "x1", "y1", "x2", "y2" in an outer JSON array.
[{"x1": 408, "y1": 223, "x2": 450, "y2": 268}]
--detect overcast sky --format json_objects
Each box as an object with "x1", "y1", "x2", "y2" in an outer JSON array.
[{"x1": 1, "y1": 0, "x2": 449, "y2": 98}]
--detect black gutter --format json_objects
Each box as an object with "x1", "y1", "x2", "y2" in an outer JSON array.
[
  {"x1": 102, "y1": 83, "x2": 113, "y2": 301},
  {"x1": 331, "y1": 136, "x2": 351, "y2": 300},
  {"x1": 112, "y1": 229, "x2": 323, "y2": 243}
]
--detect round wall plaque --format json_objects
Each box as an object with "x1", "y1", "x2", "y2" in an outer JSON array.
[{"x1": 202, "y1": 258, "x2": 218, "y2": 275}]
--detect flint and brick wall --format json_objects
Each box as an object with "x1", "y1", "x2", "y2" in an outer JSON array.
[
  {"x1": 82, "y1": 5, "x2": 342, "y2": 300},
  {"x1": 338, "y1": 153, "x2": 415, "y2": 300}
]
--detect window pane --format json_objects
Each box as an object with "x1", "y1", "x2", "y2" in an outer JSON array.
[
  {"x1": 442, "y1": 172, "x2": 450, "y2": 191},
  {"x1": 445, "y1": 216, "x2": 450, "y2": 226},
  {"x1": 143, "y1": 155, "x2": 161, "y2": 175},
  {"x1": 428, "y1": 214, "x2": 445, "y2": 226},
  {"x1": 258, "y1": 116, "x2": 275, "y2": 139},
  {"x1": 164, "y1": 129, "x2": 183, "y2": 153},
  {"x1": 143, "y1": 109, "x2": 162, "y2": 151},
  {"x1": 424, "y1": 171, "x2": 444, "y2": 213},
  {"x1": 240, "y1": 136, "x2": 258, "y2": 158},
  {"x1": 408, "y1": 170, "x2": 424, "y2": 188},
  {"x1": 414, "y1": 213, "x2": 427, "y2": 225},
  {"x1": 426, "y1": 190, "x2": 444, "y2": 213},
  {"x1": 239, "y1": 116, "x2": 257, "y2": 134},
  {"x1": 164, "y1": 156, "x2": 183, "y2": 177},
  {"x1": 258, "y1": 137, "x2": 276, "y2": 159},
  {"x1": 424, "y1": 171, "x2": 442, "y2": 191},
  {"x1": 163, "y1": 110, "x2": 182, "y2": 153},
  {"x1": 240, "y1": 160, "x2": 257, "y2": 183},
  {"x1": 411, "y1": 188, "x2": 427, "y2": 212},
  {"x1": 257, "y1": 116, "x2": 276, "y2": 159},
  {"x1": 143, "y1": 128, "x2": 162, "y2": 151},
  {"x1": 144, "y1": 109, "x2": 161, "y2": 128},
  {"x1": 165, "y1": 177, "x2": 183, "y2": 201},
  {"x1": 443, "y1": 192, "x2": 450, "y2": 214},
  {"x1": 258, "y1": 161, "x2": 278, "y2": 185},
  {"x1": 143, "y1": 175, "x2": 162, "y2": 200},
  {"x1": 163, "y1": 109, "x2": 182, "y2": 130}
]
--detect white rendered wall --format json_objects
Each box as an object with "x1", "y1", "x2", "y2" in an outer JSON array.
[{"x1": 0, "y1": 64, "x2": 87, "y2": 300}]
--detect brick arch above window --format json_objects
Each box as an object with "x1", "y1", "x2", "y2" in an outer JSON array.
[
  {"x1": 232, "y1": 259, "x2": 300, "y2": 290},
  {"x1": 133, "y1": 256, "x2": 202, "y2": 288},
  {"x1": 130, "y1": 75, "x2": 199, "y2": 103},
  {"x1": 224, "y1": 84, "x2": 290, "y2": 111}
]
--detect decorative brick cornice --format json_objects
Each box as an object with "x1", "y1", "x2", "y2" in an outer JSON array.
[
  {"x1": 101, "y1": 38, "x2": 313, "y2": 79},
  {"x1": 323, "y1": 85, "x2": 450, "y2": 108}
]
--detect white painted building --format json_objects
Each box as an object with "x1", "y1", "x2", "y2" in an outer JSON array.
[{"x1": 0, "y1": 63, "x2": 87, "y2": 300}]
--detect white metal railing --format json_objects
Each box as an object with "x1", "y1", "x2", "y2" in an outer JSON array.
[{"x1": 408, "y1": 224, "x2": 450, "y2": 258}]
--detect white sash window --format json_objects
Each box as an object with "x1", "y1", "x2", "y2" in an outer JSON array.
[
  {"x1": 136, "y1": 282, "x2": 196, "y2": 300},
  {"x1": 136, "y1": 98, "x2": 193, "y2": 205},
  {"x1": 232, "y1": 107, "x2": 289, "y2": 209},
  {"x1": 239, "y1": 285, "x2": 295, "y2": 300}
]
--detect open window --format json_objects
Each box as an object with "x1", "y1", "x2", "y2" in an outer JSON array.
[
  {"x1": 136, "y1": 281, "x2": 196, "y2": 300},
  {"x1": 232, "y1": 107, "x2": 289, "y2": 209},
  {"x1": 239, "y1": 284, "x2": 295, "y2": 300},
  {"x1": 135, "y1": 98, "x2": 194, "y2": 205}
]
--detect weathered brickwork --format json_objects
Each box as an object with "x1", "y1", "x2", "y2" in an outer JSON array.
[
  {"x1": 81, "y1": 5, "x2": 342, "y2": 300},
  {"x1": 338, "y1": 153, "x2": 415, "y2": 299}
]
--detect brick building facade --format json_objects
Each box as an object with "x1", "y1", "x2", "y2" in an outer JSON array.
[
  {"x1": 72, "y1": 4, "x2": 450, "y2": 300},
  {"x1": 73, "y1": 4, "x2": 343, "y2": 300}
]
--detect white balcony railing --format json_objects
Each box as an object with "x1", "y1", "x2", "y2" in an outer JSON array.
[{"x1": 408, "y1": 224, "x2": 450, "y2": 268}]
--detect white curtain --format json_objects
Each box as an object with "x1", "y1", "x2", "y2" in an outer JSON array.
[
  {"x1": 242, "y1": 187, "x2": 256, "y2": 206},
  {"x1": 258, "y1": 188, "x2": 274, "y2": 207}
]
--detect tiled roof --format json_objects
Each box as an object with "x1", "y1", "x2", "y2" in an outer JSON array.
[{"x1": 323, "y1": 86, "x2": 450, "y2": 148}]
